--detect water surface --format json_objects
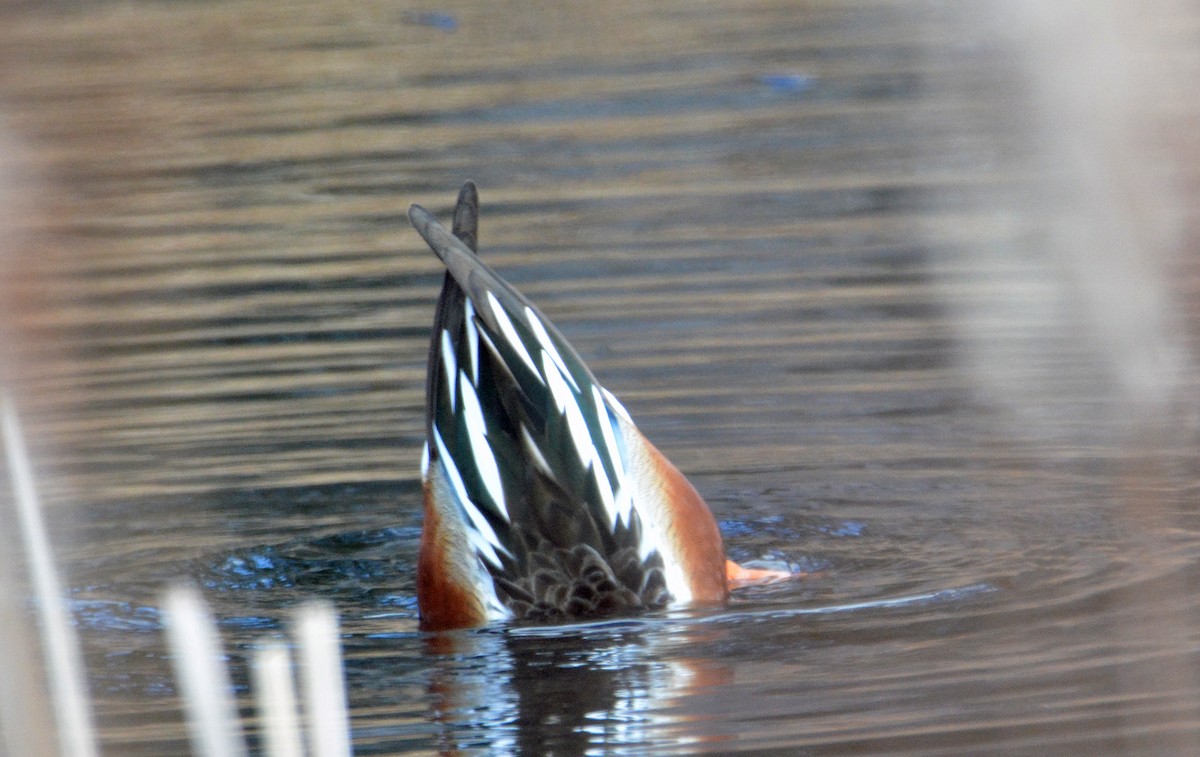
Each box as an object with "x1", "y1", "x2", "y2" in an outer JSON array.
[{"x1": 1, "y1": 1, "x2": 1199, "y2": 754}]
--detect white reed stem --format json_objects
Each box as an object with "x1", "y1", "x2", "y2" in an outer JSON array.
[
  {"x1": 253, "y1": 643, "x2": 306, "y2": 757},
  {"x1": 2, "y1": 397, "x2": 99, "y2": 757},
  {"x1": 162, "y1": 585, "x2": 249, "y2": 757},
  {"x1": 295, "y1": 603, "x2": 352, "y2": 757}
]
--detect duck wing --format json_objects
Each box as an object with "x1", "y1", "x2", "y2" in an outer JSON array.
[{"x1": 412, "y1": 186, "x2": 671, "y2": 625}]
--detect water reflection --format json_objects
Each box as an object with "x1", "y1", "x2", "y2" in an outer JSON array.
[{"x1": 420, "y1": 618, "x2": 735, "y2": 756}]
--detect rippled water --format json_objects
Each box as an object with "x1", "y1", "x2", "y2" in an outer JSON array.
[{"x1": 2, "y1": 0, "x2": 1199, "y2": 754}]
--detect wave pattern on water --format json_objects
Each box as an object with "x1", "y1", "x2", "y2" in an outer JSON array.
[{"x1": 1, "y1": 0, "x2": 1199, "y2": 755}]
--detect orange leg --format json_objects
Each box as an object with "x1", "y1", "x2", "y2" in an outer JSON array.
[{"x1": 725, "y1": 559, "x2": 799, "y2": 588}]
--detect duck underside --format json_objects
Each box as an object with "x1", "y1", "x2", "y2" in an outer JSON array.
[
  {"x1": 488, "y1": 501, "x2": 671, "y2": 622},
  {"x1": 420, "y1": 446, "x2": 674, "y2": 627}
]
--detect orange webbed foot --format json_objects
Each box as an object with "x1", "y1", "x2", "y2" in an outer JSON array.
[{"x1": 725, "y1": 559, "x2": 802, "y2": 589}]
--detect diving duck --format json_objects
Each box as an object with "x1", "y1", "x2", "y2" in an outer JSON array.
[{"x1": 409, "y1": 183, "x2": 786, "y2": 631}]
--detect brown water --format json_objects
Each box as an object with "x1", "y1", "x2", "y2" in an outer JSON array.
[{"x1": 2, "y1": 1, "x2": 1200, "y2": 755}]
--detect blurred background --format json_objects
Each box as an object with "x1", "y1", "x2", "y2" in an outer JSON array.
[{"x1": 1, "y1": 0, "x2": 1199, "y2": 754}]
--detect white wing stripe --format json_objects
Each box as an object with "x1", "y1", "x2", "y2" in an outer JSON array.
[
  {"x1": 592, "y1": 385, "x2": 631, "y2": 524},
  {"x1": 459, "y1": 370, "x2": 509, "y2": 520},
  {"x1": 590, "y1": 449, "x2": 617, "y2": 525},
  {"x1": 440, "y1": 330, "x2": 457, "y2": 411},
  {"x1": 592, "y1": 385, "x2": 627, "y2": 487},
  {"x1": 488, "y1": 291, "x2": 543, "y2": 383},
  {"x1": 542, "y1": 351, "x2": 597, "y2": 472},
  {"x1": 464, "y1": 299, "x2": 480, "y2": 384},
  {"x1": 432, "y1": 426, "x2": 507, "y2": 566},
  {"x1": 601, "y1": 387, "x2": 633, "y2": 423},
  {"x1": 526, "y1": 306, "x2": 580, "y2": 393},
  {"x1": 520, "y1": 425, "x2": 553, "y2": 476}
]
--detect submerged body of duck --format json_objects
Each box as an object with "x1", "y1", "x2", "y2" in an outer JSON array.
[{"x1": 409, "y1": 184, "x2": 786, "y2": 631}]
